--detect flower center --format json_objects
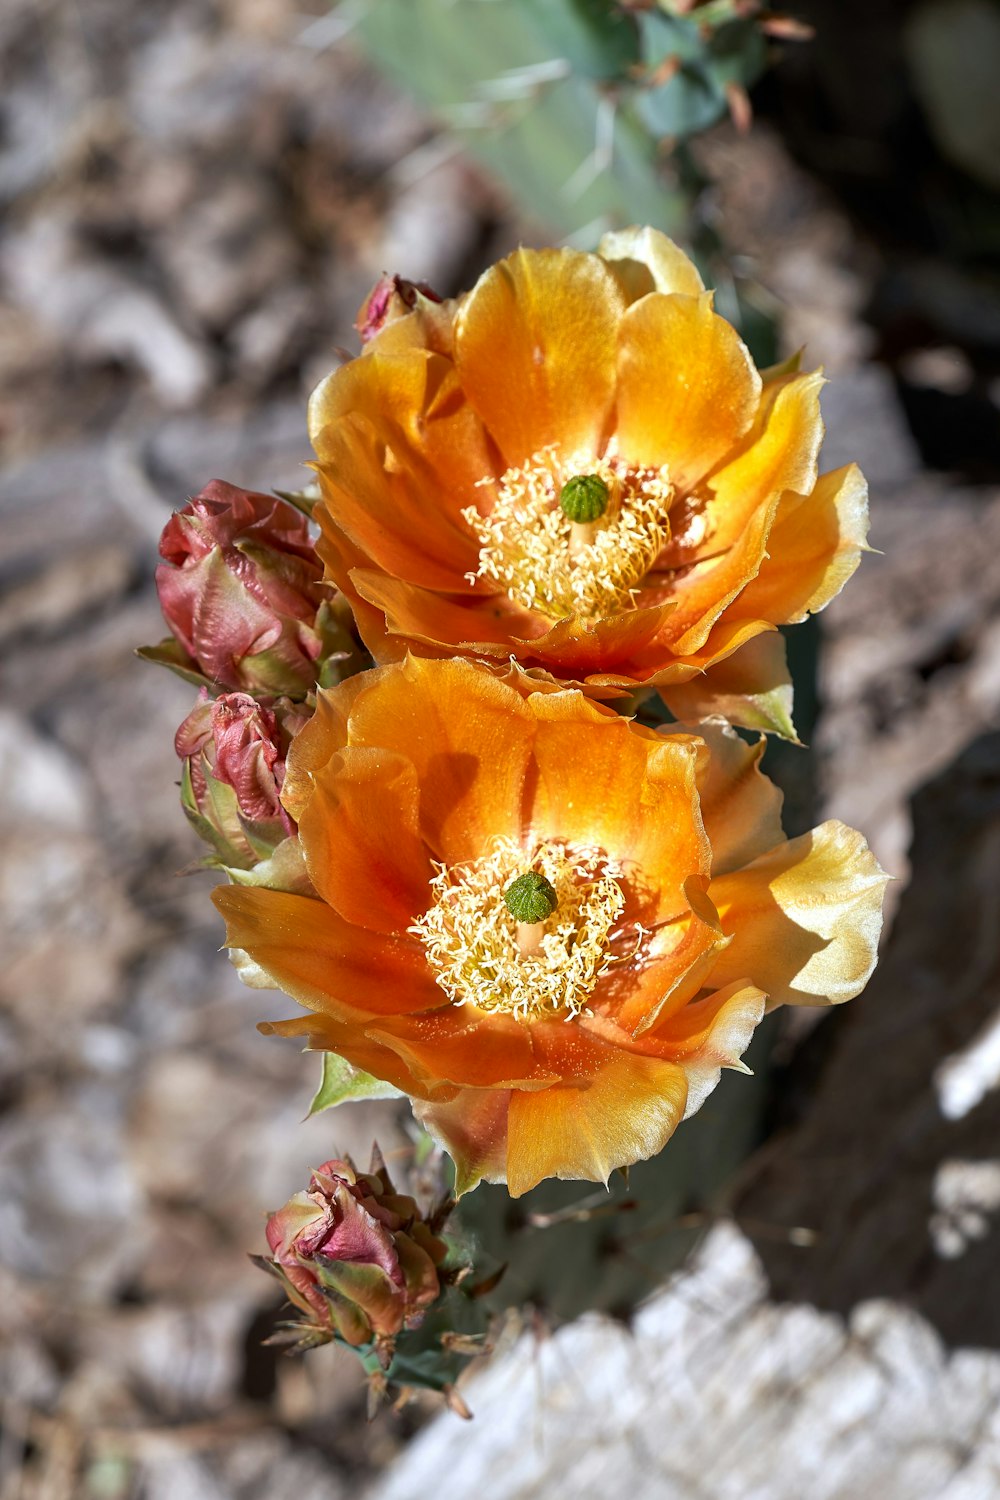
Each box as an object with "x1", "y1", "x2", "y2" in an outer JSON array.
[
  {"x1": 410, "y1": 836, "x2": 627, "y2": 1019},
  {"x1": 462, "y1": 448, "x2": 673, "y2": 622}
]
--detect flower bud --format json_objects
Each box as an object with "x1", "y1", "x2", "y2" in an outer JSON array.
[
  {"x1": 356, "y1": 274, "x2": 443, "y2": 345},
  {"x1": 262, "y1": 1153, "x2": 448, "y2": 1361},
  {"x1": 175, "y1": 690, "x2": 309, "y2": 869},
  {"x1": 152, "y1": 481, "x2": 329, "y2": 697}
]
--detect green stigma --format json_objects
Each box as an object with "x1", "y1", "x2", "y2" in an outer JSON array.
[
  {"x1": 503, "y1": 871, "x2": 558, "y2": 925},
  {"x1": 559, "y1": 473, "x2": 609, "y2": 524}
]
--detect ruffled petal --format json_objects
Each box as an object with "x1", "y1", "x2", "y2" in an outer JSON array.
[
  {"x1": 351, "y1": 568, "x2": 544, "y2": 655},
  {"x1": 691, "y1": 720, "x2": 786, "y2": 877},
  {"x1": 616, "y1": 292, "x2": 761, "y2": 491},
  {"x1": 280, "y1": 668, "x2": 383, "y2": 822},
  {"x1": 643, "y1": 980, "x2": 766, "y2": 1118},
  {"x1": 315, "y1": 523, "x2": 404, "y2": 665},
  {"x1": 662, "y1": 372, "x2": 826, "y2": 653},
  {"x1": 731, "y1": 463, "x2": 870, "y2": 625},
  {"x1": 505, "y1": 1049, "x2": 688, "y2": 1196},
  {"x1": 369, "y1": 1009, "x2": 558, "y2": 1092},
  {"x1": 258, "y1": 1015, "x2": 453, "y2": 1102},
  {"x1": 212, "y1": 885, "x2": 444, "y2": 1019},
  {"x1": 598, "y1": 898, "x2": 728, "y2": 1035},
  {"x1": 661, "y1": 630, "x2": 796, "y2": 740},
  {"x1": 599, "y1": 225, "x2": 704, "y2": 301},
  {"x1": 707, "y1": 821, "x2": 889, "y2": 1009},
  {"x1": 454, "y1": 247, "x2": 625, "y2": 464},
  {"x1": 297, "y1": 747, "x2": 433, "y2": 935},
  {"x1": 413, "y1": 1089, "x2": 510, "y2": 1195}
]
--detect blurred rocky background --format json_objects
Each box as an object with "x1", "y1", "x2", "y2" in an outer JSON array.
[{"x1": 2, "y1": 1, "x2": 1000, "y2": 1497}]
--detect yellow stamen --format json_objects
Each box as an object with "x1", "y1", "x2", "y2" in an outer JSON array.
[
  {"x1": 462, "y1": 448, "x2": 673, "y2": 622},
  {"x1": 409, "y1": 836, "x2": 629, "y2": 1020}
]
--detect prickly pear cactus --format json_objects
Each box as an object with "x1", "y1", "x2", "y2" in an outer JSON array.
[{"x1": 350, "y1": 0, "x2": 793, "y2": 244}]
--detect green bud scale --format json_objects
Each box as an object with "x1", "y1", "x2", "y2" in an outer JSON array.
[
  {"x1": 504, "y1": 871, "x2": 558, "y2": 925},
  {"x1": 559, "y1": 474, "x2": 609, "y2": 524}
]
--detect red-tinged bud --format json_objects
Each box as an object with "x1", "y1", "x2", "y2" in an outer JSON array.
[
  {"x1": 356, "y1": 274, "x2": 443, "y2": 345},
  {"x1": 261, "y1": 1153, "x2": 448, "y2": 1361},
  {"x1": 175, "y1": 690, "x2": 309, "y2": 869},
  {"x1": 150, "y1": 481, "x2": 329, "y2": 697}
]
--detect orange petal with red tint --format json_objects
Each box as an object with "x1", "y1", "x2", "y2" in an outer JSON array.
[
  {"x1": 341, "y1": 656, "x2": 535, "y2": 865},
  {"x1": 297, "y1": 746, "x2": 432, "y2": 935},
  {"x1": 258, "y1": 1014, "x2": 448, "y2": 1102},
  {"x1": 212, "y1": 885, "x2": 444, "y2": 1019}
]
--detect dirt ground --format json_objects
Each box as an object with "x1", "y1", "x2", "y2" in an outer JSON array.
[{"x1": 3, "y1": 3, "x2": 1000, "y2": 1498}]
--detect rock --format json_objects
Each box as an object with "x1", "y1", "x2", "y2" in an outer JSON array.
[{"x1": 369, "y1": 1222, "x2": 1000, "y2": 1500}]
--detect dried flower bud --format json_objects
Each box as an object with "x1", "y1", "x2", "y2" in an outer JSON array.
[
  {"x1": 175, "y1": 690, "x2": 309, "y2": 869},
  {"x1": 261, "y1": 1153, "x2": 449, "y2": 1362},
  {"x1": 356, "y1": 274, "x2": 443, "y2": 345},
  {"x1": 151, "y1": 481, "x2": 329, "y2": 697}
]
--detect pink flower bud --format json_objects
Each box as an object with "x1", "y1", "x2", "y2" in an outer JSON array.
[
  {"x1": 263, "y1": 1155, "x2": 447, "y2": 1357},
  {"x1": 175, "y1": 690, "x2": 309, "y2": 868},
  {"x1": 356, "y1": 275, "x2": 443, "y2": 345},
  {"x1": 154, "y1": 481, "x2": 327, "y2": 696}
]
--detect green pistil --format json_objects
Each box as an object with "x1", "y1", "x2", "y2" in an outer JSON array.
[
  {"x1": 503, "y1": 871, "x2": 558, "y2": 925},
  {"x1": 558, "y1": 474, "x2": 610, "y2": 524}
]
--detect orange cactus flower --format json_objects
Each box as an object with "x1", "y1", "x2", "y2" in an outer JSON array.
[
  {"x1": 307, "y1": 228, "x2": 870, "y2": 734},
  {"x1": 213, "y1": 657, "x2": 887, "y2": 1197}
]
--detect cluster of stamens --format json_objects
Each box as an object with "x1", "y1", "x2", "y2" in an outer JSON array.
[
  {"x1": 462, "y1": 448, "x2": 673, "y2": 622},
  {"x1": 409, "y1": 836, "x2": 633, "y2": 1020}
]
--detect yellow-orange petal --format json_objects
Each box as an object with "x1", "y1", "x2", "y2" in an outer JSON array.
[
  {"x1": 367, "y1": 1009, "x2": 558, "y2": 1092},
  {"x1": 316, "y1": 523, "x2": 406, "y2": 665},
  {"x1": 600, "y1": 898, "x2": 728, "y2": 1035},
  {"x1": 707, "y1": 820, "x2": 889, "y2": 1009},
  {"x1": 599, "y1": 225, "x2": 705, "y2": 302},
  {"x1": 525, "y1": 693, "x2": 711, "y2": 924},
  {"x1": 340, "y1": 655, "x2": 535, "y2": 865},
  {"x1": 505, "y1": 1049, "x2": 689, "y2": 1196},
  {"x1": 296, "y1": 747, "x2": 432, "y2": 935},
  {"x1": 664, "y1": 371, "x2": 826, "y2": 653},
  {"x1": 258, "y1": 1014, "x2": 448, "y2": 1102},
  {"x1": 413, "y1": 1089, "x2": 511, "y2": 1195},
  {"x1": 280, "y1": 667, "x2": 384, "y2": 823},
  {"x1": 661, "y1": 630, "x2": 796, "y2": 741},
  {"x1": 351, "y1": 568, "x2": 544, "y2": 656},
  {"x1": 616, "y1": 292, "x2": 761, "y2": 491},
  {"x1": 644, "y1": 980, "x2": 766, "y2": 1117},
  {"x1": 730, "y1": 463, "x2": 870, "y2": 626},
  {"x1": 213, "y1": 885, "x2": 444, "y2": 1019},
  {"x1": 692, "y1": 720, "x2": 786, "y2": 877},
  {"x1": 517, "y1": 601, "x2": 679, "y2": 678},
  {"x1": 315, "y1": 414, "x2": 482, "y2": 593},
  {"x1": 454, "y1": 246, "x2": 625, "y2": 464}
]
